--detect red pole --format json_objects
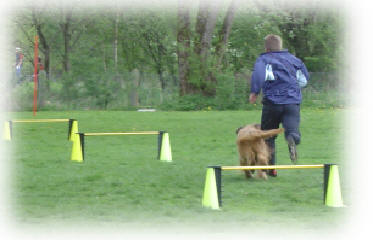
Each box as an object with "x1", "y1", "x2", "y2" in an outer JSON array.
[{"x1": 33, "y1": 35, "x2": 39, "y2": 116}]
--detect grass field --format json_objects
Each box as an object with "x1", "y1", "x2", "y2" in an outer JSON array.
[{"x1": 7, "y1": 110, "x2": 349, "y2": 233}]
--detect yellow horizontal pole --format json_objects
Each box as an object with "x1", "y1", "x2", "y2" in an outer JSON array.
[
  {"x1": 12, "y1": 119, "x2": 70, "y2": 123},
  {"x1": 221, "y1": 164, "x2": 325, "y2": 170},
  {"x1": 83, "y1": 131, "x2": 160, "y2": 136}
]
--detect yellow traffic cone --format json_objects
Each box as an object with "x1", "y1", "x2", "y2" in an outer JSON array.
[
  {"x1": 202, "y1": 167, "x2": 221, "y2": 210},
  {"x1": 159, "y1": 132, "x2": 172, "y2": 162},
  {"x1": 68, "y1": 119, "x2": 79, "y2": 141},
  {"x1": 324, "y1": 164, "x2": 344, "y2": 207},
  {"x1": 71, "y1": 133, "x2": 84, "y2": 162},
  {"x1": 3, "y1": 121, "x2": 11, "y2": 141}
]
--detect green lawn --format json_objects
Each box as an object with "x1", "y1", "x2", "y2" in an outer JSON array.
[{"x1": 7, "y1": 110, "x2": 349, "y2": 232}]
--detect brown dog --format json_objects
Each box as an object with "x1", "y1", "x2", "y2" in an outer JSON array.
[{"x1": 236, "y1": 124, "x2": 284, "y2": 180}]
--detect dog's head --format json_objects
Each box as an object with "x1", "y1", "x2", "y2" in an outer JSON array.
[{"x1": 236, "y1": 124, "x2": 261, "y2": 135}]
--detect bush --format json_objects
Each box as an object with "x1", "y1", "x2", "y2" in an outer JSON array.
[
  {"x1": 11, "y1": 81, "x2": 34, "y2": 111},
  {"x1": 159, "y1": 73, "x2": 250, "y2": 111},
  {"x1": 160, "y1": 94, "x2": 215, "y2": 111}
]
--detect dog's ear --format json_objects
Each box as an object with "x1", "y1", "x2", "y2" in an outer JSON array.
[
  {"x1": 236, "y1": 126, "x2": 243, "y2": 135},
  {"x1": 254, "y1": 124, "x2": 261, "y2": 130}
]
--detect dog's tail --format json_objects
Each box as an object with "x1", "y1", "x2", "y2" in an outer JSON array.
[{"x1": 237, "y1": 128, "x2": 284, "y2": 142}]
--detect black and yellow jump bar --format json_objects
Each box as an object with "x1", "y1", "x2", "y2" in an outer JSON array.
[
  {"x1": 71, "y1": 130, "x2": 172, "y2": 162},
  {"x1": 3, "y1": 118, "x2": 78, "y2": 141},
  {"x1": 83, "y1": 131, "x2": 160, "y2": 136},
  {"x1": 12, "y1": 119, "x2": 71, "y2": 123},
  {"x1": 221, "y1": 164, "x2": 325, "y2": 170},
  {"x1": 202, "y1": 164, "x2": 344, "y2": 210},
  {"x1": 81, "y1": 131, "x2": 163, "y2": 159}
]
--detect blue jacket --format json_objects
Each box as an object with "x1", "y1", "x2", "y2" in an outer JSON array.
[{"x1": 250, "y1": 50, "x2": 309, "y2": 104}]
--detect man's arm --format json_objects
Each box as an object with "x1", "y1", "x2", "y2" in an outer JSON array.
[{"x1": 250, "y1": 58, "x2": 265, "y2": 104}]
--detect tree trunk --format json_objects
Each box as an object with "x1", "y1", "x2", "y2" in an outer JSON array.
[
  {"x1": 195, "y1": 0, "x2": 220, "y2": 60},
  {"x1": 114, "y1": 11, "x2": 119, "y2": 71},
  {"x1": 32, "y1": 10, "x2": 51, "y2": 91},
  {"x1": 60, "y1": 10, "x2": 73, "y2": 72},
  {"x1": 157, "y1": 66, "x2": 166, "y2": 90},
  {"x1": 216, "y1": 0, "x2": 237, "y2": 70},
  {"x1": 195, "y1": 0, "x2": 221, "y2": 96},
  {"x1": 194, "y1": 2, "x2": 208, "y2": 56},
  {"x1": 128, "y1": 69, "x2": 140, "y2": 107},
  {"x1": 177, "y1": 0, "x2": 193, "y2": 96},
  {"x1": 36, "y1": 29, "x2": 51, "y2": 92},
  {"x1": 158, "y1": 67, "x2": 166, "y2": 103},
  {"x1": 43, "y1": 47, "x2": 50, "y2": 85}
]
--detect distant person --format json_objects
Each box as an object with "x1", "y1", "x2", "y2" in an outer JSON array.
[
  {"x1": 249, "y1": 34, "x2": 309, "y2": 177},
  {"x1": 15, "y1": 47, "x2": 24, "y2": 81}
]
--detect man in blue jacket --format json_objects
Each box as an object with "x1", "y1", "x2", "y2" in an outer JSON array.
[{"x1": 249, "y1": 34, "x2": 309, "y2": 177}]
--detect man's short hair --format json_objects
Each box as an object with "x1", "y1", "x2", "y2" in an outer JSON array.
[{"x1": 264, "y1": 34, "x2": 282, "y2": 52}]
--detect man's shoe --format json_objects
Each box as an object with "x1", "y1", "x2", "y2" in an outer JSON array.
[
  {"x1": 268, "y1": 169, "x2": 277, "y2": 177},
  {"x1": 288, "y1": 137, "x2": 297, "y2": 164}
]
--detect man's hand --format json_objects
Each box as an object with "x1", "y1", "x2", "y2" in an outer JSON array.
[{"x1": 249, "y1": 93, "x2": 257, "y2": 104}]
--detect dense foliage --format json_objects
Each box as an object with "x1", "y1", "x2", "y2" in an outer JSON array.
[{"x1": 9, "y1": 0, "x2": 345, "y2": 111}]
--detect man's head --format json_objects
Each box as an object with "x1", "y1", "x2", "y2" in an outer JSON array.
[{"x1": 264, "y1": 34, "x2": 282, "y2": 52}]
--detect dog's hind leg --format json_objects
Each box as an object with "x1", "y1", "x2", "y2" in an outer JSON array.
[
  {"x1": 256, "y1": 153, "x2": 268, "y2": 180},
  {"x1": 240, "y1": 156, "x2": 252, "y2": 178}
]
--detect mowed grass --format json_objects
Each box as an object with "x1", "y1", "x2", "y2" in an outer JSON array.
[{"x1": 8, "y1": 110, "x2": 349, "y2": 231}]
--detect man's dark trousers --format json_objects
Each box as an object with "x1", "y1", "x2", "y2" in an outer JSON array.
[{"x1": 260, "y1": 100, "x2": 301, "y2": 165}]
